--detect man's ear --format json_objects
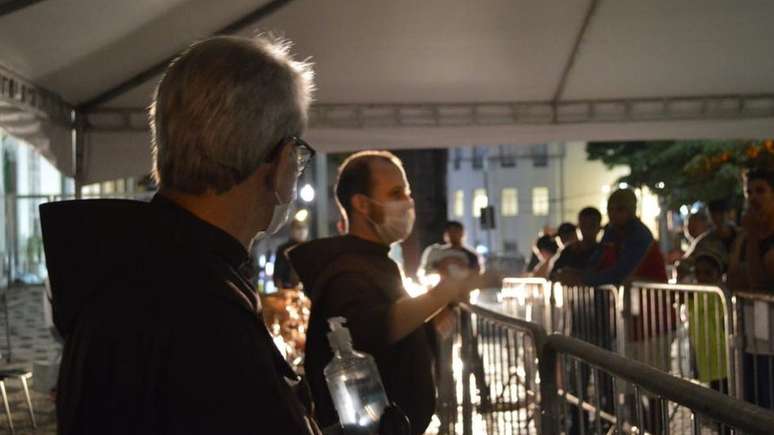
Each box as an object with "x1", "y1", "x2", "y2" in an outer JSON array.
[
  {"x1": 266, "y1": 140, "x2": 296, "y2": 203},
  {"x1": 257, "y1": 161, "x2": 280, "y2": 204},
  {"x1": 351, "y1": 194, "x2": 370, "y2": 216}
]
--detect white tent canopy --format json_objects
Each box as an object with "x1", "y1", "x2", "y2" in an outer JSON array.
[{"x1": 1, "y1": 0, "x2": 773, "y2": 184}]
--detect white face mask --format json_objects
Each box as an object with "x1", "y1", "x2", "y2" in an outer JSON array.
[
  {"x1": 254, "y1": 182, "x2": 297, "y2": 242},
  {"x1": 366, "y1": 198, "x2": 416, "y2": 245}
]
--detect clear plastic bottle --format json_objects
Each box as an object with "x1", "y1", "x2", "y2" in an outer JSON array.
[{"x1": 324, "y1": 317, "x2": 389, "y2": 435}]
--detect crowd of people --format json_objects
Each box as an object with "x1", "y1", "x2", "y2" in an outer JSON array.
[
  {"x1": 517, "y1": 169, "x2": 774, "y2": 427},
  {"x1": 38, "y1": 34, "x2": 774, "y2": 435},
  {"x1": 522, "y1": 171, "x2": 774, "y2": 292}
]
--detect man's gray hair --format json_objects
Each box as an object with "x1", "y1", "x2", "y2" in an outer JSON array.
[{"x1": 150, "y1": 35, "x2": 314, "y2": 194}]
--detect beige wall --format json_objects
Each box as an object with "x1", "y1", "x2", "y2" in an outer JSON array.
[{"x1": 561, "y1": 141, "x2": 629, "y2": 224}]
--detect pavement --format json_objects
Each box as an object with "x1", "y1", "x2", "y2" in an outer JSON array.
[{"x1": 0, "y1": 285, "x2": 59, "y2": 434}]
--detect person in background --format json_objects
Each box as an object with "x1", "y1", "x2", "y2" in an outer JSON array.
[
  {"x1": 677, "y1": 210, "x2": 726, "y2": 281},
  {"x1": 525, "y1": 226, "x2": 556, "y2": 272},
  {"x1": 564, "y1": 189, "x2": 668, "y2": 432},
  {"x1": 686, "y1": 251, "x2": 729, "y2": 397},
  {"x1": 708, "y1": 199, "x2": 739, "y2": 253},
  {"x1": 685, "y1": 210, "x2": 712, "y2": 247},
  {"x1": 556, "y1": 222, "x2": 579, "y2": 249},
  {"x1": 443, "y1": 221, "x2": 483, "y2": 273},
  {"x1": 728, "y1": 168, "x2": 774, "y2": 410},
  {"x1": 530, "y1": 234, "x2": 559, "y2": 278},
  {"x1": 550, "y1": 207, "x2": 607, "y2": 434},
  {"x1": 40, "y1": 36, "x2": 319, "y2": 434},
  {"x1": 550, "y1": 207, "x2": 602, "y2": 282},
  {"x1": 728, "y1": 168, "x2": 774, "y2": 290},
  {"x1": 585, "y1": 188, "x2": 667, "y2": 286},
  {"x1": 419, "y1": 221, "x2": 481, "y2": 280},
  {"x1": 274, "y1": 219, "x2": 309, "y2": 290},
  {"x1": 417, "y1": 221, "x2": 488, "y2": 433},
  {"x1": 290, "y1": 151, "x2": 497, "y2": 434}
]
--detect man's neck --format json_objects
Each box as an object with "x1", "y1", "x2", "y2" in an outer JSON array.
[
  {"x1": 348, "y1": 218, "x2": 387, "y2": 246},
  {"x1": 613, "y1": 217, "x2": 637, "y2": 233},
  {"x1": 159, "y1": 189, "x2": 260, "y2": 250}
]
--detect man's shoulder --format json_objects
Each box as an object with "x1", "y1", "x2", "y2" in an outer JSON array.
[
  {"x1": 628, "y1": 219, "x2": 654, "y2": 242},
  {"x1": 319, "y1": 255, "x2": 400, "y2": 302},
  {"x1": 140, "y1": 248, "x2": 253, "y2": 309},
  {"x1": 460, "y1": 246, "x2": 479, "y2": 257}
]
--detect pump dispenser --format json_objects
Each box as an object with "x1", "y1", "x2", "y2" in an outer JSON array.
[{"x1": 324, "y1": 317, "x2": 389, "y2": 434}]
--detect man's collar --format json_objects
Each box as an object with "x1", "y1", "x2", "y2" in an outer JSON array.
[
  {"x1": 344, "y1": 233, "x2": 391, "y2": 256},
  {"x1": 151, "y1": 194, "x2": 250, "y2": 271}
]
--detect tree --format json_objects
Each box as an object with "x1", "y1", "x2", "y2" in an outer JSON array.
[{"x1": 585, "y1": 141, "x2": 771, "y2": 210}]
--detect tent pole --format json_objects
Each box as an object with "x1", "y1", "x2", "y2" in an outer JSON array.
[{"x1": 72, "y1": 113, "x2": 85, "y2": 199}]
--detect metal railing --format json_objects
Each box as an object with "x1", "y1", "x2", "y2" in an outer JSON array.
[
  {"x1": 733, "y1": 291, "x2": 774, "y2": 410},
  {"x1": 444, "y1": 301, "x2": 774, "y2": 435},
  {"x1": 549, "y1": 334, "x2": 773, "y2": 435},
  {"x1": 494, "y1": 279, "x2": 738, "y2": 397},
  {"x1": 552, "y1": 283, "x2": 622, "y2": 353},
  {"x1": 435, "y1": 302, "x2": 556, "y2": 435},
  {"x1": 625, "y1": 282, "x2": 735, "y2": 397},
  {"x1": 499, "y1": 278, "x2": 553, "y2": 330}
]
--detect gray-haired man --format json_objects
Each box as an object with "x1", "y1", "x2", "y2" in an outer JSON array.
[{"x1": 41, "y1": 36, "x2": 318, "y2": 434}]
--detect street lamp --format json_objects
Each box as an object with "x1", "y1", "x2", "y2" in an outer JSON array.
[
  {"x1": 295, "y1": 209, "x2": 309, "y2": 222},
  {"x1": 300, "y1": 184, "x2": 315, "y2": 202}
]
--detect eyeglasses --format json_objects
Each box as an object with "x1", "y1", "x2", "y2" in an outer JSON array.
[
  {"x1": 265, "y1": 136, "x2": 316, "y2": 175},
  {"x1": 196, "y1": 136, "x2": 316, "y2": 181}
]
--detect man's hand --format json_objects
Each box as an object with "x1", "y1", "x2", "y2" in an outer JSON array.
[{"x1": 453, "y1": 270, "x2": 503, "y2": 301}]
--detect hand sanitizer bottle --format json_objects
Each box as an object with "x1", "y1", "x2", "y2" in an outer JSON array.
[{"x1": 324, "y1": 317, "x2": 389, "y2": 434}]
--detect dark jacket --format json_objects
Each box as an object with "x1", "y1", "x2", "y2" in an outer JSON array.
[
  {"x1": 289, "y1": 235, "x2": 435, "y2": 435},
  {"x1": 584, "y1": 219, "x2": 667, "y2": 286},
  {"x1": 40, "y1": 195, "x2": 313, "y2": 435}
]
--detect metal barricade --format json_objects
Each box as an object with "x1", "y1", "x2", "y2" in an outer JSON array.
[
  {"x1": 732, "y1": 291, "x2": 774, "y2": 410},
  {"x1": 624, "y1": 282, "x2": 735, "y2": 397},
  {"x1": 448, "y1": 299, "x2": 774, "y2": 434},
  {"x1": 549, "y1": 334, "x2": 774, "y2": 435},
  {"x1": 499, "y1": 278, "x2": 553, "y2": 331},
  {"x1": 449, "y1": 302, "x2": 558, "y2": 435},
  {"x1": 551, "y1": 283, "x2": 622, "y2": 434},
  {"x1": 551, "y1": 283, "x2": 623, "y2": 351}
]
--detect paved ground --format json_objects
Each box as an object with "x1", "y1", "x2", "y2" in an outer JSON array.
[{"x1": 0, "y1": 285, "x2": 59, "y2": 434}]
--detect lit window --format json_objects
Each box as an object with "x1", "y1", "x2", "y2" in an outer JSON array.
[
  {"x1": 501, "y1": 188, "x2": 518, "y2": 216},
  {"x1": 472, "y1": 189, "x2": 488, "y2": 217},
  {"x1": 102, "y1": 181, "x2": 115, "y2": 194},
  {"x1": 81, "y1": 183, "x2": 100, "y2": 197},
  {"x1": 453, "y1": 190, "x2": 465, "y2": 217},
  {"x1": 532, "y1": 187, "x2": 549, "y2": 216}
]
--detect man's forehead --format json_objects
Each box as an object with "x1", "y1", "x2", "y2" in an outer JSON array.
[{"x1": 370, "y1": 159, "x2": 408, "y2": 189}]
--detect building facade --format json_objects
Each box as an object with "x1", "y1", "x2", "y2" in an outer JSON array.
[{"x1": 447, "y1": 142, "x2": 629, "y2": 263}]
